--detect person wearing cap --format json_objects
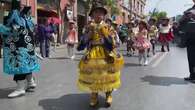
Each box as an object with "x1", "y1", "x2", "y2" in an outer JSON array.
[
  {"x1": 147, "y1": 18, "x2": 158, "y2": 56},
  {"x1": 133, "y1": 20, "x2": 151, "y2": 66},
  {"x1": 77, "y1": 2, "x2": 124, "y2": 107},
  {"x1": 158, "y1": 17, "x2": 174, "y2": 52},
  {"x1": 179, "y1": 0, "x2": 195, "y2": 82},
  {"x1": 0, "y1": 0, "x2": 40, "y2": 98},
  {"x1": 66, "y1": 20, "x2": 77, "y2": 59}
]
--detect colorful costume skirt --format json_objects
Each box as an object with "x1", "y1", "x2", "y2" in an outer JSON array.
[
  {"x1": 158, "y1": 32, "x2": 174, "y2": 43},
  {"x1": 78, "y1": 45, "x2": 124, "y2": 92},
  {"x1": 133, "y1": 37, "x2": 151, "y2": 50}
]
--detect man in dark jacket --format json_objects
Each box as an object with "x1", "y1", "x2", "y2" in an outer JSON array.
[
  {"x1": 38, "y1": 19, "x2": 52, "y2": 58},
  {"x1": 179, "y1": 0, "x2": 195, "y2": 82}
]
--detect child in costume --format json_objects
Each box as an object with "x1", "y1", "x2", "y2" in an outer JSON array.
[
  {"x1": 133, "y1": 21, "x2": 151, "y2": 66},
  {"x1": 147, "y1": 18, "x2": 158, "y2": 56},
  {"x1": 0, "y1": 0, "x2": 40, "y2": 98},
  {"x1": 66, "y1": 20, "x2": 77, "y2": 59},
  {"x1": 126, "y1": 22, "x2": 136, "y2": 56},
  {"x1": 158, "y1": 17, "x2": 174, "y2": 52},
  {"x1": 77, "y1": 2, "x2": 124, "y2": 107}
]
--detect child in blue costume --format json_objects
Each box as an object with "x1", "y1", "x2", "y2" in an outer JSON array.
[{"x1": 0, "y1": 0, "x2": 40, "y2": 98}]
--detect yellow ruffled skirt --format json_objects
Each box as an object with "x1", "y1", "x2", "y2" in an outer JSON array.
[{"x1": 78, "y1": 46, "x2": 124, "y2": 92}]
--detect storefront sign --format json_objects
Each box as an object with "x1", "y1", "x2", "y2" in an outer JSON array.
[{"x1": 67, "y1": 9, "x2": 73, "y2": 20}]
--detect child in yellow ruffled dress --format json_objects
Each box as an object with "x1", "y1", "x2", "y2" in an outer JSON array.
[{"x1": 77, "y1": 3, "x2": 124, "y2": 107}]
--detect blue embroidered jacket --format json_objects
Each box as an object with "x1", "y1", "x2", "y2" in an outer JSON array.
[{"x1": 0, "y1": 10, "x2": 40, "y2": 75}]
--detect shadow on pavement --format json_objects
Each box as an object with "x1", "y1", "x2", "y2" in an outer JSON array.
[
  {"x1": 0, "y1": 88, "x2": 14, "y2": 99},
  {"x1": 39, "y1": 94, "x2": 108, "y2": 110},
  {"x1": 49, "y1": 57, "x2": 70, "y2": 60},
  {"x1": 119, "y1": 49, "x2": 126, "y2": 52},
  {"x1": 124, "y1": 63, "x2": 140, "y2": 67},
  {"x1": 123, "y1": 54, "x2": 138, "y2": 57},
  {"x1": 75, "y1": 53, "x2": 85, "y2": 55},
  {"x1": 141, "y1": 75, "x2": 189, "y2": 86}
]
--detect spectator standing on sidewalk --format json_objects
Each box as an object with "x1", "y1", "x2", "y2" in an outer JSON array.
[
  {"x1": 38, "y1": 19, "x2": 52, "y2": 58},
  {"x1": 50, "y1": 19, "x2": 58, "y2": 51},
  {"x1": 66, "y1": 20, "x2": 77, "y2": 59},
  {"x1": 38, "y1": 19, "x2": 47, "y2": 58},
  {"x1": 44, "y1": 21, "x2": 53, "y2": 58}
]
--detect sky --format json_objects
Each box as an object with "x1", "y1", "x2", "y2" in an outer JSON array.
[{"x1": 145, "y1": 0, "x2": 194, "y2": 17}]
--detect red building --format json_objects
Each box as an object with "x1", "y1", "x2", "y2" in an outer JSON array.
[{"x1": 21, "y1": 0, "x2": 36, "y2": 17}]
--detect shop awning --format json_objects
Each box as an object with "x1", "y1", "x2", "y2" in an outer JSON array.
[{"x1": 37, "y1": 5, "x2": 58, "y2": 17}]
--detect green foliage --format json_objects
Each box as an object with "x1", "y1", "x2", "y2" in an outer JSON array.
[
  {"x1": 104, "y1": 0, "x2": 120, "y2": 15},
  {"x1": 149, "y1": 10, "x2": 167, "y2": 21}
]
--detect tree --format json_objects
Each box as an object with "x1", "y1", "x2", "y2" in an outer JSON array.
[
  {"x1": 104, "y1": 0, "x2": 120, "y2": 16},
  {"x1": 149, "y1": 10, "x2": 168, "y2": 21}
]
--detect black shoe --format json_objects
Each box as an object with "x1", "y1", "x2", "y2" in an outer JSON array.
[
  {"x1": 153, "y1": 52, "x2": 156, "y2": 55},
  {"x1": 184, "y1": 77, "x2": 195, "y2": 81},
  {"x1": 161, "y1": 48, "x2": 165, "y2": 52}
]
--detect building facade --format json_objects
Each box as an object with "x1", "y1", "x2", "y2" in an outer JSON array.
[
  {"x1": 113, "y1": 0, "x2": 146, "y2": 24},
  {"x1": 129, "y1": 0, "x2": 146, "y2": 19},
  {"x1": 0, "y1": 0, "x2": 37, "y2": 23}
]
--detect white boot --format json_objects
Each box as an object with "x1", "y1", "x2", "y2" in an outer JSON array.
[
  {"x1": 8, "y1": 80, "x2": 26, "y2": 98},
  {"x1": 144, "y1": 60, "x2": 149, "y2": 66},
  {"x1": 71, "y1": 55, "x2": 75, "y2": 60},
  {"x1": 26, "y1": 74, "x2": 36, "y2": 90}
]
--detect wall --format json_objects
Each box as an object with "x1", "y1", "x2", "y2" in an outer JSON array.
[{"x1": 21, "y1": 0, "x2": 36, "y2": 16}]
